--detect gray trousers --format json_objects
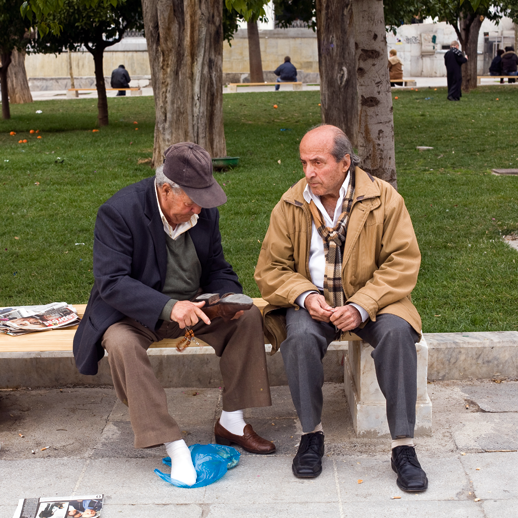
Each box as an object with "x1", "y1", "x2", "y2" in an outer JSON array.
[{"x1": 281, "y1": 309, "x2": 419, "y2": 439}]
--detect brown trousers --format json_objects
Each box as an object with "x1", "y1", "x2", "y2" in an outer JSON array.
[{"x1": 102, "y1": 305, "x2": 272, "y2": 448}]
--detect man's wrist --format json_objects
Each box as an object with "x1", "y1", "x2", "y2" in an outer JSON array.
[
  {"x1": 160, "y1": 299, "x2": 178, "y2": 322},
  {"x1": 296, "y1": 290, "x2": 319, "y2": 309},
  {"x1": 348, "y1": 303, "x2": 368, "y2": 323}
]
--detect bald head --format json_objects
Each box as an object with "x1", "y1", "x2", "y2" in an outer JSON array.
[{"x1": 299, "y1": 125, "x2": 355, "y2": 201}]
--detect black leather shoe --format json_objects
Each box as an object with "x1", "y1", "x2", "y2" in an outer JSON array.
[
  {"x1": 391, "y1": 445, "x2": 428, "y2": 492},
  {"x1": 292, "y1": 432, "x2": 325, "y2": 478}
]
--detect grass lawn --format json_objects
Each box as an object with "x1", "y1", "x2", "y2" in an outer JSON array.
[{"x1": 1, "y1": 86, "x2": 517, "y2": 333}]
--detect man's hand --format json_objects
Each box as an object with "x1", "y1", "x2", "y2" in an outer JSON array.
[
  {"x1": 330, "y1": 305, "x2": 361, "y2": 332},
  {"x1": 305, "y1": 293, "x2": 334, "y2": 322},
  {"x1": 231, "y1": 310, "x2": 244, "y2": 320},
  {"x1": 171, "y1": 301, "x2": 211, "y2": 329}
]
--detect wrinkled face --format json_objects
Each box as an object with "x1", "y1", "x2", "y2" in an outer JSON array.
[
  {"x1": 299, "y1": 128, "x2": 351, "y2": 199},
  {"x1": 157, "y1": 184, "x2": 202, "y2": 226}
]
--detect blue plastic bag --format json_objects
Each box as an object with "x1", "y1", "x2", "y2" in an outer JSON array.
[{"x1": 155, "y1": 443, "x2": 240, "y2": 488}]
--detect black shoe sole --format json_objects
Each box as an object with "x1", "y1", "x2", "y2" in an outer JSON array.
[
  {"x1": 391, "y1": 459, "x2": 428, "y2": 492},
  {"x1": 292, "y1": 463, "x2": 322, "y2": 479}
]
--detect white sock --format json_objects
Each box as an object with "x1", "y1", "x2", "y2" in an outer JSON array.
[
  {"x1": 165, "y1": 439, "x2": 197, "y2": 486},
  {"x1": 220, "y1": 409, "x2": 246, "y2": 436},
  {"x1": 302, "y1": 422, "x2": 323, "y2": 435},
  {"x1": 391, "y1": 437, "x2": 415, "y2": 450}
]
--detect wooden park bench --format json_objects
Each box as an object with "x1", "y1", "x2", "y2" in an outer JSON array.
[
  {"x1": 477, "y1": 76, "x2": 518, "y2": 85},
  {"x1": 67, "y1": 87, "x2": 142, "y2": 98},
  {"x1": 227, "y1": 82, "x2": 303, "y2": 93},
  {"x1": 0, "y1": 298, "x2": 431, "y2": 438}
]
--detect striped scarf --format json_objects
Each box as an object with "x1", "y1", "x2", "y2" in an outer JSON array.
[{"x1": 308, "y1": 171, "x2": 355, "y2": 307}]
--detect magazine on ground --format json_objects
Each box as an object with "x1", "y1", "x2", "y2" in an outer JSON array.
[
  {"x1": 12, "y1": 495, "x2": 104, "y2": 518},
  {"x1": 0, "y1": 303, "x2": 80, "y2": 336}
]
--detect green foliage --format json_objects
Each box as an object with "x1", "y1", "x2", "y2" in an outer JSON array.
[
  {"x1": 1, "y1": 88, "x2": 518, "y2": 333},
  {"x1": 34, "y1": 0, "x2": 142, "y2": 54},
  {"x1": 223, "y1": 0, "x2": 269, "y2": 44},
  {"x1": 225, "y1": 0, "x2": 267, "y2": 22},
  {"x1": 272, "y1": 0, "x2": 316, "y2": 30},
  {"x1": 0, "y1": 0, "x2": 33, "y2": 55}
]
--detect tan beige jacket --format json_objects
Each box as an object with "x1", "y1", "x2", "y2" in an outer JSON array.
[
  {"x1": 388, "y1": 55, "x2": 403, "y2": 81},
  {"x1": 254, "y1": 167, "x2": 422, "y2": 353}
]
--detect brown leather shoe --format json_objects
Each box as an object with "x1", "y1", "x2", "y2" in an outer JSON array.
[{"x1": 214, "y1": 419, "x2": 276, "y2": 454}]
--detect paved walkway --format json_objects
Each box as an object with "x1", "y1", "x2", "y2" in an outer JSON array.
[
  {"x1": 1, "y1": 379, "x2": 518, "y2": 517},
  {"x1": 26, "y1": 76, "x2": 516, "y2": 103}
]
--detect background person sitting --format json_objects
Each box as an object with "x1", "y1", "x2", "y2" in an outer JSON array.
[
  {"x1": 388, "y1": 49, "x2": 403, "y2": 87},
  {"x1": 501, "y1": 46, "x2": 518, "y2": 83},
  {"x1": 489, "y1": 48, "x2": 505, "y2": 83},
  {"x1": 274, "y1": 56, "x2": 297, "y2": 91},
  {"x1": 110, "y1": 64, "x2": 131, "y2": 96}
]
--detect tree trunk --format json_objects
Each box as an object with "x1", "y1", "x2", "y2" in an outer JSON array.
[
  {"x1": 92, "y1": 48, "x2": 109, "y2": 126},
  {"x1": 68, "y1": 51, "x2": 78, "y2": 98},
  {"x1": 7, "y1": 48, "x2": 33, "y2": 104},
  {"x1": 316, "y1": 0, "x2": 358, "y2": 147},
  {"x1": 515, "y1": 23, "x2": 518, "y2": 55},
  {"x1": 142, "y1": 0, "x2": 226, "y2": 166},
  {"x1": 352, "y1": 0, "x2": 396, "y2": 188},
  {"x1": 247, "y1": 20, "x2": 264, "y2": 83},
  {"x1": 459, "y1": 12, "x2": 482, "y2": 92},
  {"x1": 0, "y1": 51, "x2": 12, "y2": 120}
]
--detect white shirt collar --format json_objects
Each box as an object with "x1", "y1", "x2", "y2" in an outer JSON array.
[
  {"x1": 302, "y1": 173, "x2": 351, "y2": 228},
  {"x1": 154, "y1": 180, "x2": 198, "y2": 240}
]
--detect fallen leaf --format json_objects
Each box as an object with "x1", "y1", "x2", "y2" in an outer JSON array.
[
  {"x1": 474, "y1": 498, "x2": 481, "y2": 502},
  {"x1": 277, "y1": 160, "x2": 281, "y2": 164},
  {"x1": 14, "y1": 237, "x2": 19, "y2": 240},
  {"x1": 358, "y1": 479, "x2": 363, "y2": 484}
]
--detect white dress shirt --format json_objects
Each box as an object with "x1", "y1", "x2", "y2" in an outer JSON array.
[
  {"x1": 155, "y1": 180, "x2": 198, "y2": 240},
  {"x1": 295, "y1": 176, "x2": 369, "y2": 323}
]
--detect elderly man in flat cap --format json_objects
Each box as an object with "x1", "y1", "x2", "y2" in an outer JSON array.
[{"x1": 74, "y1": 142, "x2": 275, "y2": 486}]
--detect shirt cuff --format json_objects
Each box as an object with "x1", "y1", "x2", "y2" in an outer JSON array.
[
  {"x1": 295, "y1": 290, "x2": 319, "y2": 309},
  {"x1": 160, "y1": 299, "x2": 178, "y2": 322},
  {"x1": 348, "y1": 303, "x2": 369, "y2": 323}
]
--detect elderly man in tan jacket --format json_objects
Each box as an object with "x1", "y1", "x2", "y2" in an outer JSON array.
[{"x1": 255, "y1": 124, "x2": 428, "y2": 492}]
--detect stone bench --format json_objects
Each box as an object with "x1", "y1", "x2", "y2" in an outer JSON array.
[
  {"x1": 477, "y1": 76, "x2": 518, "y2": 84},
  {"x1": 0, "y1": 299, "x2": 431, "y2": 437},
  {"x1": 391, "y1": 78, "x2": 417, "y2": 87},
  {"x1": 66, "y1": 87, "x2": 142, "y2": 98},
  {"x1": 227, "y1": 82, "x2": 303, "y2": 93}
]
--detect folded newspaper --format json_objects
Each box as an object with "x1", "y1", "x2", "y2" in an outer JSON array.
[
  {"x1": 0, "y1": 303, "x2": 80, "y2": 336},
  {"x1": 13, "y1": 495, "x2": 104, "y2": 518}
]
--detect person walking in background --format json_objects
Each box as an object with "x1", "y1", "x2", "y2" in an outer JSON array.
[
  {"x1": 489, "y1": 48, "x2": 505, "y2": 83},
  {"x1": 388, "y1": 49, "x2": 403, "y2": 87},
  {"x1": 444, "y1": 41, "x2": 467, "y2": 101},
  {"x1": 110, "y1": 64, "x2": 131, "y2": 96},
  {"x1": 274, "y1": 56, "x2": 297, "y2": 91},
  {"x1": 501, "y1": 46, "x2": 518, "y2": 83}
]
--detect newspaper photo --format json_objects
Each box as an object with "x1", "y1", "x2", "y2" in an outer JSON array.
[
  {"x1": 12, "y1": 495, "x2": 104, "y2": 518},
  {"x1": 0, "y1": 303, "x2": 80, "y2": 336}
]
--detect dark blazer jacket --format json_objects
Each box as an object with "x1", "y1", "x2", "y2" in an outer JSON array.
[{"x1": 73, "y1": 177, "x2": 242, "y2": 375}]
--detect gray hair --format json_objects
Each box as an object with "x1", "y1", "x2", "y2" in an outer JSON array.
[
  {"x1": 307, "y1": 124, "x2": 361, "y2": 167},
  {"x1": 155, "y1": 165, "x2": 183, "y2": 193}
]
